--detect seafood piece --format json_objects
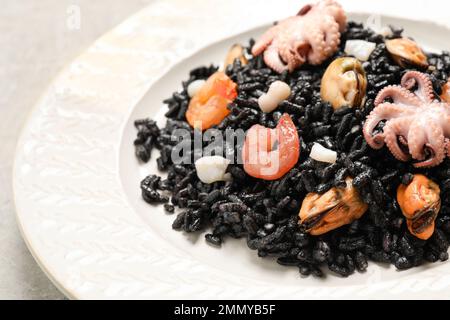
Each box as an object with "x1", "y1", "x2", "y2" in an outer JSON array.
[
  {"x1": 187, "y1": 79, "x2": 206, "y2": 98},
  {"x1": 224, "y1": 44, "x2": 248, "y2": 68},
  {"x1": 320, "y1": 57, "x2": 367, "y2": 109},
  {"x1": 368, "y1": 23, "x2": 393, "y2": 37},
  {"x1": 397, "y1": 174, "x2": 441, "y2": 240},
  {"x1": 299, "y1": 177, "x2": 368, "y2": 235},
  {"x1": 309, "y1": 142, "x2": 337, "y2": 163},
  {"x1": 252, "y1": 0, "x2": 346, "y2": 73},
  {"x1": 385, "y1": 38, "x2": 428, "y2": 68},
  {"x1": 242, "y1": 114, "x2": 299, "y2": 180},
  {"x1": 344, "y1": 40, "x2": 376, "y2": 62},
  {"x1": 186, "y1": 72, "x2": 237, "y2": 130},
  {"x1": 195, "y1": 156, "x2": 231, "y2": 184},
  {"x1": 258, "y1": 81, "x2": 291, "y2": 113},
  {"x1": 363, "y1": 71, "x2": 450, "y2": 168}
]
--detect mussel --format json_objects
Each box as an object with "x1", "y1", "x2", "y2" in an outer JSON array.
[
  {"x1": 397, "y1": 174, "x2": 441, "y2": 240},
  {"x1": 320, "y1": 57, "x2": 367, "y2": 110},
  {"x1": 299, "y1": 177, "x2": 368, "y2": 235},
  {"x1": 224, "y1": 44, "x2": 248, "y2": 68},
  {"x1": 385, "y1": 38, "x2": 428, "y2": 68}
]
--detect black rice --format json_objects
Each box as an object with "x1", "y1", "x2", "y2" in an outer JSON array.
[{"x1": 134, "y1": 22, "x2": 450, "y2": 277}]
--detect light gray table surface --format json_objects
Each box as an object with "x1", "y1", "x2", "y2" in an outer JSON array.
[{"x1": 0, "y1": 0, "x2": 153, "y2": 300}]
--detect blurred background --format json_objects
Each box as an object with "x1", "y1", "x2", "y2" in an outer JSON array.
[{"x1": 0, "y1": 0, "x2": 153, "y2": 299}]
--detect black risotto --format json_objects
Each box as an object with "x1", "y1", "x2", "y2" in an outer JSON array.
[{"x1": 133, "y1": 22, "x2": 450, "y2": 277}]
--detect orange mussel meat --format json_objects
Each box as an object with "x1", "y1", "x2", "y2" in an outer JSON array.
[
  {"x1": 397, "y1": 174, "x2": 441, "y2": 240},
  {"x1": 385, "y1": 38, "x2": 428, "y2": 68},
  {"x1": 299, "y1": 177, "x2": 368, "y2": 235}
]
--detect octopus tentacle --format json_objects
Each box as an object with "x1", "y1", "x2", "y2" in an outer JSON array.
[
  {"x1": 383, "y1": 118, "x2": 413, "y2": 162},
  {"x1": 252, "y1": 26, "x2": 278, "y2": 56},
  {"x1": 291, "y1": 40, "x2": 309, "y2": 67},
  {"x1": 363, "y1": 103, "x2": 411, "y2": 148},
  {"x1": 374, "y1": 85, "x2": 421, "y2": 107},
  {"x1": 401, "y1": 70, "x2": 435, "y2": 103},
  {"x1": 320, "y1": 15, "x2": 341, "y2": 57},
  {"x1": 413, "y1": 121, "x2": 445, "y2": 168},
  {"x1": 407, "y1": 119, "x2": 429, "y2": 161},
  {"x1": 280, "y1": 31, "x2": 306, "y2": 72},
  {"x1": 263, "y1": 42, "x2": 287, "y2": 73},
  {"x1": 440, "y1": 110, "x2": 450, "y2": 136},
  {"x1": 288, "y1": 45, "x2": 308, "y2": 72},
  {"x1": 279, "y1": 41, "x2": 294, "y2": 70},
  {"x1": 303, "y1": 22, "x2": 327, "y2": 65},
  {"x1": 320, "y1": 0, "x2": 347, "y2": 31}
]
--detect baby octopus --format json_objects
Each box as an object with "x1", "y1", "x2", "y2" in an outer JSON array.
[
  {"x1": 251, "y1": 0, "x2": 346, "y2": 73},
  {"x1": 363, "y1": 71, "x2": 450, "y2": 168}
]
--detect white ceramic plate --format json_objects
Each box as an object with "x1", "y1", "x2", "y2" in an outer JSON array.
[{"x1": 13, "y1": 0, "x2": 450, "y2": 299}]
